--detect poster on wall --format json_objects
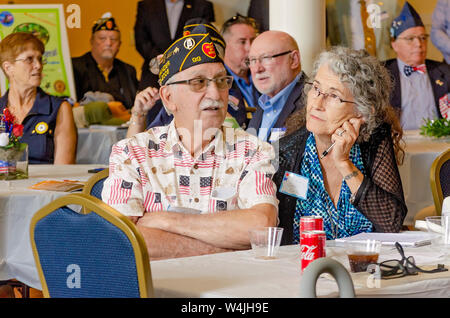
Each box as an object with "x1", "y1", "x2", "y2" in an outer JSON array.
[{"x1": 0, "y1": 4, "x2": 76, "y2": 100}]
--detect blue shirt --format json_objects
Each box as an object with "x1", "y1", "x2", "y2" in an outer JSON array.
[
  {"x1": 431, "y1": 0, "x2": 450, "y2": 64},
  {"x1": 293, "y1": 133, "x2": 373, "y2": 242},
  {"x1": 0, "y1": 87, "x2": 65, "y2": 164},
  {"x1": 257, "y1": 74, "x2": 300, "y2": 141},
  {"x1": 224, "y1": 64, "x2": 256, "y2": 108},
  {"x1": 397, "y1": 58, "x2": 438, "y2": 130}
]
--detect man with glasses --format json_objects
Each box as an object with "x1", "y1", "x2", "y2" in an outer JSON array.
[
  {"x1": 72, "y1": 14, "x2": 138, "y2": 109},
  {"x1": 384, "y1": 2, "x2": 450, "y2": 130},
  {"x1": 102, "y1": 31, "x2": 278, "y2": 260},
  {"x1": 246, "y1": 30, "x2": 307, "y2": 142}
]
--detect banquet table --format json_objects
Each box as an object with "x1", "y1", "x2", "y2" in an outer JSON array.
[
  {"x1": 0, "y1": 164, "x2": 106, "y2": 289},
  {"x1": 151, "y1": 241, "x2": 450, "y2": 298},
  {"x1": 76, "y1": 126, "x2": 128, "y2": 165},
  {"x1": 399, "y1": 131, "x2": 450, "y2": 226}
]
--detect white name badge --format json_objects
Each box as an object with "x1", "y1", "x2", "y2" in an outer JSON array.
[{"x1": 279, "y1": 171, "x2": 309, "y2": 200}]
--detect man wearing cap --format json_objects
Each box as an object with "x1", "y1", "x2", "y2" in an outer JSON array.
[
  {"x1": 384, "y1": 2, "x2": 450, "y2": 130},
  {"x1": 126, "y1": 20, "x2": 259, "y2": 137},
  {"x1": 72, "y1": 15, "x2": 138, "y2": 109},
  {"x1": 102, "y1": 31, "x2": 278, "y2": 259}
]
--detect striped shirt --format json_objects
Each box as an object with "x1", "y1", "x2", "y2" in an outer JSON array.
[{"x1": 102, "y1": 121, "x2": 279, "y2": 217}]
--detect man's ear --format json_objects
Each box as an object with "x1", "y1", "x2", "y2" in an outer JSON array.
[
  {"x1": 159, "y1": 85, "x2": 177, "y2": 114},
  {"x1": 290, "y1": 50, "x2": 301, "y2": 70}
]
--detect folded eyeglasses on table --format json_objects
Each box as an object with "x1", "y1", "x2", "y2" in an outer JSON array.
[{"x1": 367, "y1": 242, "x2": 448, "y2": 280}]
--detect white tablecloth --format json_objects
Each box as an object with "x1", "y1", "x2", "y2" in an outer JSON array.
[
  {"x1": 151, "y1": 241, "x2": 450, "y2": 298},
  {"x1": 76, "y1": 126, "x2": 128, "y2": 165},
  {"x1": 399, "y1": 131, "x2": 450, "y2": 225},
  {"x1": 0, "y1": 164, "x2": 106, "y2": 288}
]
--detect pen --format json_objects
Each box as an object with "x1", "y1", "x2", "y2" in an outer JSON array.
[{"x1": 320, "y1": 129, "x2": 346, "y2": 159}]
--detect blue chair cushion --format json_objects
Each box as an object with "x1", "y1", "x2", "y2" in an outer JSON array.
[
  {"x1": 34, "y1": 206, "x2": 141, "y2": 298},
  {"x1": 90, "y1": 178, "x2": 106, "y2": 200}
]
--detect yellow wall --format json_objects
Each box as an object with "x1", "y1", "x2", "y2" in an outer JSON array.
[{"x1": 0, "y1": 0, "x2": 444, "y2": 81}]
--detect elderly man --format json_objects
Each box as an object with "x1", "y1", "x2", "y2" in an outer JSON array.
[
  {"x1": 102, "y1": 30, "x2": 278, "y2": 259},
  {"x1": 126, "y1": 17, "x2": 260, "y2": 137},
  {"x1": 72, "y1": 14, "x2": 138, "y2": 109},
  {"x1": 384, "y1": 2, "x2": 450, "y2": 130},
  {"x1": 247, "y1": 31, "x2": 307, "y2": 142}
]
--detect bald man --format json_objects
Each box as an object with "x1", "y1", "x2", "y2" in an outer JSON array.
[{"x1": 246, "y1": 31, "x2": 307, "y2": 142}]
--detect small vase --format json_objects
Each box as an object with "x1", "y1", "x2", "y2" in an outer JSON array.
[{"x1": 0, "y1": 143, "x2": 28, "y2": 180}]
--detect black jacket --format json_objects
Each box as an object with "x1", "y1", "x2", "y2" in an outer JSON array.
[
  {"x1": 134, "y1": 0, "x2": 215, "y2": 89},
  {"x1": 384, "y1": 58, "x2": 450, "y2": 119}
]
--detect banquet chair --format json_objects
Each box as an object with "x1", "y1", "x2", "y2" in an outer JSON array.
[
  {"x1": 29, "y1": 193, "x2": 153, "y2": 298},
  {"x1": 82, "y1": 168, "x2": 109, "y2": 199},
  {"x1": 299, "y1": 258, "x2": 355, "y2": 298},
  {"x1": 430, "y1": 148, "x2": 450, "y2": 216}
]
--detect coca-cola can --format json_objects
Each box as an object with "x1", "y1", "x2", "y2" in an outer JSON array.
[
  {"x1": 300, "y1": 216, "x2": 324, "y2": 233},
  {"x1": 301, "y1": 230, "x2": 326, "y2": 272}
]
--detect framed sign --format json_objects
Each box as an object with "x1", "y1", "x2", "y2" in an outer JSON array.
[{"x1": 0, "y1": 4, "x2": 76, "y2": 100}]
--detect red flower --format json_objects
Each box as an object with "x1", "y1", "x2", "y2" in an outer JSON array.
[
  {"x1": 2, "y1": 108, "x2": 15, "y2": 124},
  {"x1": 12, "y1": 124, "x2": 23, "y2": 137}
]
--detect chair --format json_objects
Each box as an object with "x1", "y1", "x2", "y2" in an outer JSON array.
[
  {"x1": 82, "y1": 168, "x2": 109, "y2": 199},
  {"x1": 29, "y1": 193, "x2": 153, "y2": 298},
  {"x1": 299, "y1": 258, "x2": 355, "y2": 298},
  {"x1": 431, "y1": 148, "x2": 450, "y2": 216}
]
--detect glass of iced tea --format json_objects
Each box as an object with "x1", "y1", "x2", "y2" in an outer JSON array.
[{"x1": 345, "y1": 240, "x2": 381, "y2": 273}]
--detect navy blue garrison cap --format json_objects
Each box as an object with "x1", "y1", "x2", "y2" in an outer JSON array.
[{"x1": 390, "y1": 2, "x2": 424, "y2": 39}]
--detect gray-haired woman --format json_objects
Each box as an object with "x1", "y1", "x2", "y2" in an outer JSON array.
[{"x1": 274, "y1": 46, "x2": 407, "y2": 245}]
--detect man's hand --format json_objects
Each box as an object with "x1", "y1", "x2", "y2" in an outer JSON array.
[{"x1": 131, "y1": 86, "x2": 160, "y2": 116}]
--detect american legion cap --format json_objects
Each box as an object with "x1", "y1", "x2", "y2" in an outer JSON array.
[
  {"x1": 390, "y1": 1, "x2": 424, "y2": 39},
  {"x1": 92, "y1": 12, "x2": 119, "y2": 34},
  {"x1": 158, "y1": 25, "x2": 224, "y2": 85}
]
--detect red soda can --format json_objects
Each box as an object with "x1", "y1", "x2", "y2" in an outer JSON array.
[
  {"x1": 300, "y1": 216, "x2": 324, "y2": 233},
  {"x1": 300, "y1": 230, "x2": 326, "y2": 272}
]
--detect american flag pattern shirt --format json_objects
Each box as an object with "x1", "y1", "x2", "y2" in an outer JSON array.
[{"x1": 102, "y1": 122, "x2": 279, "y2": 217}]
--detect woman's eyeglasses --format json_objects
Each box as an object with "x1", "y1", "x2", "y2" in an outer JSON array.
[
  {"x1": 368, "y1": 242, "x2": 447, "y2": 280},
  {"x1": 305, "y1": 82, "x2": 356, "y2": 107},
  {"x1": 165, "y1": 75, "x2": 233, "y2": 92},
  {"x1": 15, "y1": 55, "x2": 47, "y2": 66}
]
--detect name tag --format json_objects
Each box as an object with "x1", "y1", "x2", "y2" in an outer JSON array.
[
  {"x1": 269, "y1": 127, "x2": 286, "y2": 143},
  {"x1": 279, "y1": 171, "x2": 309, "y2": 200}
]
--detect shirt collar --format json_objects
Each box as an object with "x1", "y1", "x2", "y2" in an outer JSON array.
[
  {"x1": 166, "y1": 120, "x2": 228, "y2": 159},
  {"x1": 224, "y1": 64, "x2": 253, "y2": 86},
  {"x1": 258, "y1": 73, "x2": 300, "y2": 110}
]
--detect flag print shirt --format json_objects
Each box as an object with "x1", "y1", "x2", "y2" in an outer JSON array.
[{"x1": 102, "y1": 121, "x2": 279, "y2": 217}]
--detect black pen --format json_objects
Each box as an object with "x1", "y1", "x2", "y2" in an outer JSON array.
[{"x1": 320, "y1": 129, "x2": 346, "y2": 159}]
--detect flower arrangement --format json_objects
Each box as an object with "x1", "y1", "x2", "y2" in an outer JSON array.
[
  {"x1": 420, "y1": 118, "x2": 450, "y2": 138},
  {"x1": 0, "y1": 108, "x2": 28, "y2": 180},
  {"x1": 0, "y1": 108, "x2": 25, "y2": 149}
]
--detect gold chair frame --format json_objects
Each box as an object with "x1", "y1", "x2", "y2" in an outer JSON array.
[
  {"x1": 430, "y1": 148, "x2": 450, "y2": 216},
  {"x1": 29, "y1": 193, "x2": 153, "y2": 298}
]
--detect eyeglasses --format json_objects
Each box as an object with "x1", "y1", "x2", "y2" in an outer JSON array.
[
  {"x1": 368, "y1": 242, "x2": 447, "y2": 280},
  {"x1": 166, "y1": 75, "x2": 233, "y2": 92},
  {"x1": 396, "y1": 34, "x2": 429, "y2": 43},
  {"x1": 15, "y1": 55, "x2": 47, "y2": 65},
  {"x1": 245, "y1": 50, "x2": 292, "y2": 67},
  {"x1": 222, "y1": 13, "x2": 259, "y2": 34},
  {"x1": 305, "y1": 82, "x2": 356, "y2": 107}
]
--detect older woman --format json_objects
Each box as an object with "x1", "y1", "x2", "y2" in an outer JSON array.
[
  {"x1": 274, "y1": 47, "x2": 407, "y2": 245},
  {"x1": 0, "y1": 32, "x2": 76, "y2": 164}
]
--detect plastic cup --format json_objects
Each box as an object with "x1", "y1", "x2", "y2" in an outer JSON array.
[
  {"x1": 345, "y1": 240, "x2": 381, "y2": 273},
  {"x1": 249, "y1": 227, "x2": 284, "y2": 260}
]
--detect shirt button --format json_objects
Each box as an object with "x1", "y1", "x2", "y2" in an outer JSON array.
[{"x1": 194, "y1": 198, "x2": 199, "y2": 203}]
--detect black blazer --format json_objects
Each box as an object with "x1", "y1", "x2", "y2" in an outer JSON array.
[
  {"x1": 247, "y1": 72, "x2": 307, "y2": 136},
  {"x1": 247, "y1": 0, "x2": 269, "y2": 32},
  {"x1": 134, "y1": 0, "x2": 215, "y2": 89},
  {"x1": 384, "y1": 59, "x2": 450, "y2": 119}
]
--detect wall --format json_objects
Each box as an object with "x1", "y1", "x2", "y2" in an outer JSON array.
[{"x1": 0, "y1": 0, "x2": 444, "y2": 81}]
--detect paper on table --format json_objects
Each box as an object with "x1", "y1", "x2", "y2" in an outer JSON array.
[
  {"x1": 29, "y1": 180, "x2": 85, "y2": 192},
  {"x1": 335, "y1": 232, "x2": 438, "y2": 247}
]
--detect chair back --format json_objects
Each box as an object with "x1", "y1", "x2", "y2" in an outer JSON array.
[
  {"x1": 430, "y1": 148, "x2": 450, "y2": 215},
  {"x1": 30, "y1": 193, "x2": 153, "y2": 298},
  {"x1": 83, "y1": 168, "x2": 109, "y2": 199},
  {"x1": 299, "y1": 257, "x2": 355, "y2": 298}
]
